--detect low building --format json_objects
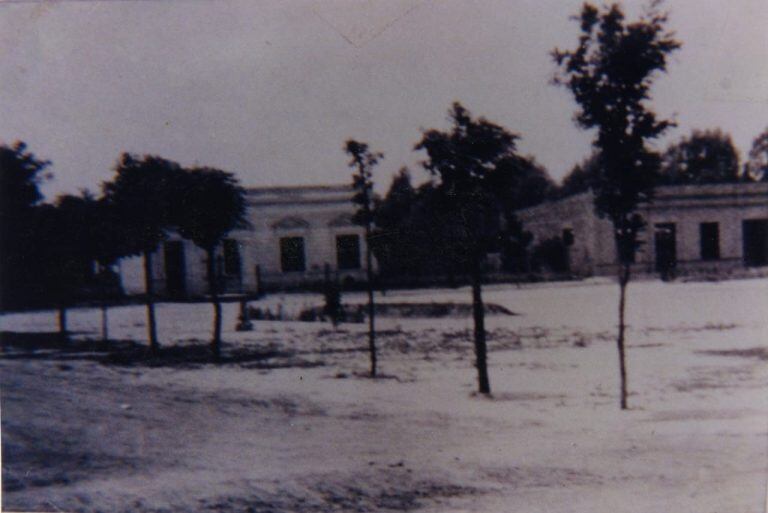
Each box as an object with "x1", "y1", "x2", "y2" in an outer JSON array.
[
  {"x1": 515, "y1": 182, "x2": 768, "y2": 277},
  {"x1": 119, "y1": 185, "x2": 370, "y2": 297}
]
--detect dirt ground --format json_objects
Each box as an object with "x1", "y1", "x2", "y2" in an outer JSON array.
[{"x1": 2, "y1": 278, "x2": 767, "y2": 512}]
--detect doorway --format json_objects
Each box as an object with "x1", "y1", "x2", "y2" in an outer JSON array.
[
  {"x1": 654, "y1": 223, "x2": 677, "y2": 279},
  {"x1": 743, "y1": 219, "x2": 768, "y2": 266},
  {"x1": 164, "y1": 241, "x2": 187, "y2": 297}
]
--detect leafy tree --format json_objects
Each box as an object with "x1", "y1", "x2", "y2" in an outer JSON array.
[
  {"x1": 745, "y1": 126, "x2": 768, "y2": 181},
  {"x1": 103, "y1": 154, "x2": 183, "y2": 353},
  {"x1": 415, "y1": 102, "x2": 526, "y2": 395},
  {"x1": 174, "y1": 167, "x2": 247, "y2": 358},
  {"x1": 345, "y1": 139, "x2": 383, "y2": 378},
  {"x1": 375, "y1": 159, "x2": 551, "y2": 283},
  {"x1": 409, "y1": 182, "x2": 469, "y2": 282},
  {"x1": 491, "y1": 155, "x2": 556, "y2": 209},
  {"x1": 90, "y1": 197, "x2": 131, "y2": 342},
  {"x1": 661, "y1": 129, "x2": 740, "y2": 184},
  {"x1": 30, "y1": 203, "x2": 74, "y2": 336},
  {"x1": 0, "y1": 141, "x2": 50, "y2": 216},
  {"x1": 553, "y1": 2, "x2": 680, "y2": 409},
  {"x1": 556, "y1": 153, "x2": 600, "y2": 198},
  {"x1": 0, "y1": 142, "x2": 51, "y2": 310},
  {"x1": 48, "y1": 193, "x2": 102, "y2": 337},
  {"x1": 487, "y1": 156, "x2": 553, "y2": 277},
  {"x1": 375, "y1": 177, "x2": 438, "y2": 281},
  {"x1": 373, "y1": 168, "x2": 419, "y2": 279},
  {"x1": 51, "y1": 193, "x2": 128, "y2": 342}
]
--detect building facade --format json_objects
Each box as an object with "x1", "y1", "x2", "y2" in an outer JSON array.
[
  {"x1": 120, "y1": 185, "x2": 370, "y2": 297},
  {"x1": 515, "y1": 182, "x2": 768, "y2": 277}
]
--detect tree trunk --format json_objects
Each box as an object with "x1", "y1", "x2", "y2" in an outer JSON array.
[
  {"x1": 617, "y1": 262, "x2": 631, "y2": 410},
  {"x1": 471, "y1": 259, "x2": 491, "y2": 395},
  {"x1": 365, "y1": 224, "x2": 377, "y2": 377},
  {"x1": 57, "y1": 304, "x2": 68, "y2": 342},
  {"x1": 143, "y1": 250, "x2": 159, "y2": 353},
  {"x1": 207, "y1": 247, "x2": 222, "y2": 359},
  {"x1": 101, "y1": 302, "x2": 109, "y2": 344}
]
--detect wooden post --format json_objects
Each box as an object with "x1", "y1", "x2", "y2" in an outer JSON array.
[{"x1": 236, "y1": 297, "x2": 253, "y2": 331}]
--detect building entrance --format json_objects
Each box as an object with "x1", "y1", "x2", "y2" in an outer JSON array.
[
  {"x1": 654, "y1": 223, "x2": 677, "y2": 279},
  {"x1": 743, "y1": 219, "x2": 768, "y2": 266},
  {"x1": 164, "y1": 241, "x2": 187, "y2": 297}
]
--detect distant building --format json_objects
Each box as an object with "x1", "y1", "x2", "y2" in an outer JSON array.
[
  {"x1": 119, "y1": 182, "x2": 768, "y2": 297},
  {"x1": 119, "y1": 185, "x2": 369, "y2": 297},
  {"x1": 515, "y1": 182, "x2": 768, "y2": 277}
]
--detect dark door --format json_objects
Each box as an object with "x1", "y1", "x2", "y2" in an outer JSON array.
[
  {"x1": 164, "y1": 241, "x2": 186, "y2": 297},
  {"x1": 220, "y1": 238, "x2": 243, "y2": 293},
  {"x1": 336, "y1": 234, "x2": 361, "y2": 270},
  {"x1": 743, "y1": 219, "x2": 768, "y2": 266},
  {"x1": 280, "y1": 237, "x2": 306, "y2": 272},
  {"x1": 654, "y1": 223, "x2": 677, "y2": 277}
]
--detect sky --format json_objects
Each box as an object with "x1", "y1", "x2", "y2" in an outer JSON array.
[{"x1": 1, "y1": 0, "x2": 766, "y2": 199}]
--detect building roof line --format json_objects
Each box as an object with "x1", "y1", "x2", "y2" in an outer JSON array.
[{"x1": 245, "y1": 184, "x2": 352, "y2": 194}]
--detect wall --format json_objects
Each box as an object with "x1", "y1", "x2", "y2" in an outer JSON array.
[
  {"x1": 119, "y1": 185, "x2": 369, "y2": 297},
  {"x1": 516, "y1": 182, "x2": 768, "y2": 278}
]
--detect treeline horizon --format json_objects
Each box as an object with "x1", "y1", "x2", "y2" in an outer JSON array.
[
  {"x1": 13, "y1": 124, "x2": 768, "y2": 206},
  {"x1": 2, "y1": 122, "x2": 767, "y2": 307}
]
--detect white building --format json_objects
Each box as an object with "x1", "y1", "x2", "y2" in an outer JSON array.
[
  {"x1": 515, "y1": 182, "x2": 768, "y2": 277},
  {"x1": 120, "y1": 185, "x2": 370, "y2": 296}
]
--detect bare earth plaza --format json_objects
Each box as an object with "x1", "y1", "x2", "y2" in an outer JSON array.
[{"x1": 1, "y1": 2, "x2": 768, "y2": 513}]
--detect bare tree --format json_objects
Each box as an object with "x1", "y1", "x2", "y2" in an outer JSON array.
[{"x1": 345, "y1": 139, "x2": 383, "y2": 378}]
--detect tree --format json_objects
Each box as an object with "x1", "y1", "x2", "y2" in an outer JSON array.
[
  {"x1": 554, "y1": 1, "x2": 680, "y2": 409},
  {"x1": 46, "y1": 193, "x2": 101, "y2": 338},
  {"x1": 30, "y1": 203, "x2": 72, "y2": 337},
  {"x1": 415, "y1": 102, "x2": 526, "y2": 395},
  {"x1": 174, "y1": 167, "x2": 247, "y2": 358},
  {"x1": 374, "y1": 159, "x2": 551, "y2": 283},
  {"x1": 556, "y1": 153, "x2": 600, "y2": 199},
  {"x1": 103, "y1": 154, "x2": 183, "y2": 353},
  {"x1": 745, "y1": 126, "x2": 768, "y2": 181},
  {"x1": 492, "y1": 155, "x2": 556, "y2": 209},
  {"x1": 90, "y1": 197, "x2": 131, "y2": 343},
  {"x1": 661, "y1": 129, "x2": 740, "y2": 184},
  {"x1": 46, "y1": 192, "x2": 129, "y2": 343},
  {"x1": 374, "y1": 176, "x2": 447, "y2": 282},
  {"x1": 345, "y1": 139, "x2": 383, "y2": 378},
  {"x1": 373, "y1": 168, "x2": 419, "y2": 279},
  {"x1": 0, "y1": 142, "x2": 51, "y2": 310},
  {"x1": 59, "y1": 194, "x2": 127, "y2": 342}
]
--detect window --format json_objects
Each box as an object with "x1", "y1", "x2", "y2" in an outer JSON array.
[
  {"x1": 336, "y1": 234, "x2": 361, "y2": 270},
  {"x1": 222, "y1": 239, "x2": 241, "y2": 276},
  {"x1": 280, "y1": 237, "x2": 306, "y2": 272},
  {"x1": 743, "y1": 219, "x2": 768, "y2": 266},
  {"x1": 699, "y1": 223, "x2": 720, "y2": 261}
]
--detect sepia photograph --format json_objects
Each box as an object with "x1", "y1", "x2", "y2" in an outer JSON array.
[{"x1": 1, "y1": 1, "x2": 767, "y2": 512}]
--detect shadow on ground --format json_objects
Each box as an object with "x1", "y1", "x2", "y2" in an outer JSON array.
[{"x1": 0, "y1": 331, "x2": 324, "y2": 369}]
